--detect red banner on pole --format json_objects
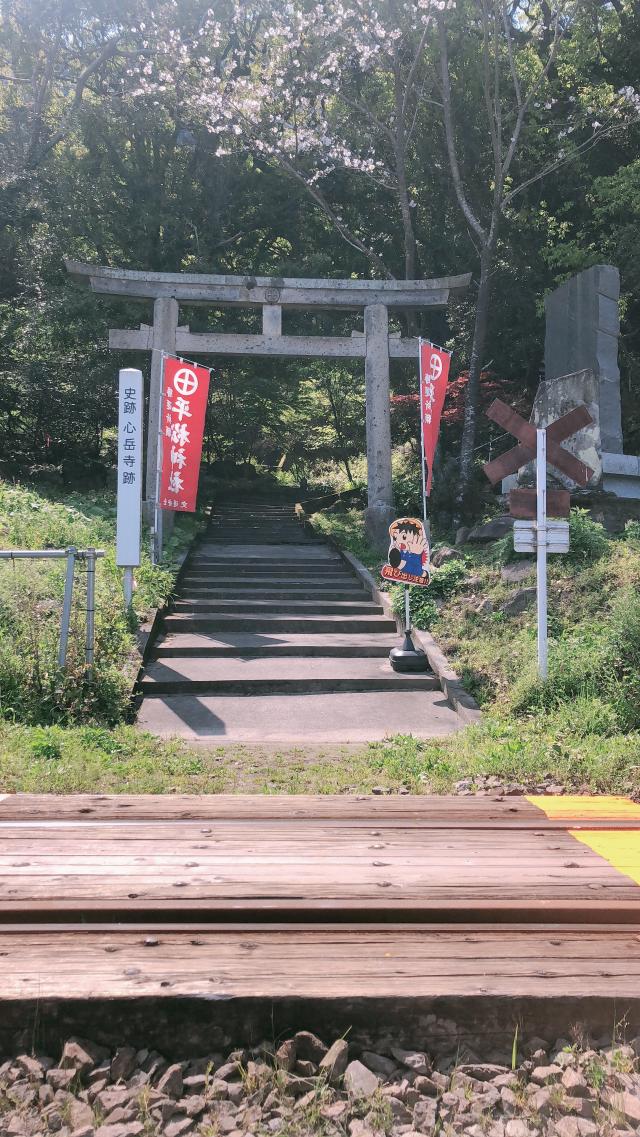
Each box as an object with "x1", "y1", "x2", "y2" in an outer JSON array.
[
  {"x1": 159, "y1": 357, "x2": 211, "y2": 512},
  {"x1": 419, "y1": 340, "x2": 451, "y2": 497}
]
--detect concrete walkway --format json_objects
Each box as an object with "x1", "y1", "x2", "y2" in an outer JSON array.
[{"x1": 137, "y1": 501, "x2": 462, "y2": 742}]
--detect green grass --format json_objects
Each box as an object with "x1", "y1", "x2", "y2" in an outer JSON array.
[
  {"x1": 310, "y1": 507, "x2": 380, "y2": 571},
  {"x1": 2, "y1": 710, "x2": 638, "y2": 797},
  {"x1": 0, "y1": 478, "x2": 202, "y2": 726}
]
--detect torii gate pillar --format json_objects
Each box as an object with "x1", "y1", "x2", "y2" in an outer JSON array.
[
  {"x1": 364, "y1": 304, "x2": 395, "y2": 549},
  {"x1": 146, "y1": 297, "x2": 178, "y2": 510}
]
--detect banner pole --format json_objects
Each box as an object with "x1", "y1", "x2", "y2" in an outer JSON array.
[
  {"x1": 153, "y1": 352, "x2": 166, "y2": 565},
  {"x1": 418, "y1": 339, "x2": 429, "y2": 541}
]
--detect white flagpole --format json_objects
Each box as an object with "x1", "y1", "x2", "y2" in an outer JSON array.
[
  {"x1": 418, "y1": 339, "x2": 429, "y2": 540},
  {"x1": 153, "y1": 351, "x2": 166, "y2": 565}
]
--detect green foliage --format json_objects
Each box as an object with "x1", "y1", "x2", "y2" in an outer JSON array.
[
  {"x1": 391, "y1": 585, "x2": 441, "y2": 631},
  {"x1": 429, "y1": 558, "x2": 468, "y2": 599},
  {"x1": 390, "y1": 558, "x2": 468, "y2": 630},
  {"x1": 0, "y1": 479, "x2": 195, "y2": 726},
  {"x1": 28, "y1": 726, "x2": 63, "y2": 761},
  {"x1": 392, "y1": 463, "x2": 424, "y2": 517},
  {"x1": 311, "y1": 508, "x2": 380, "y2": 571},
  {"x1": 566, "y1": 509, "x2": 610, "y2": 562},
  {"x1": 624, "y1": 519, "x2": 640, "y2": 542},
  {"x1": 510, "y1": 585, "x2": 640, "y2": 730},
  {"x1": 1, "y1": 0, "x2": 638, "y2": 489}
]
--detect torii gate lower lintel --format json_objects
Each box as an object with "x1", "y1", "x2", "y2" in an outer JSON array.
[{"x1": 66, "y1": 260, "x2": 470, "y2": 550}]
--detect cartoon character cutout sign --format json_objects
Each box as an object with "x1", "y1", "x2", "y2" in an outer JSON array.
[{"x1": 381, "y1": 517, "x2": 430, "y2": 587}]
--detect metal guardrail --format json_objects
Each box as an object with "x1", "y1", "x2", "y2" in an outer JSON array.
[{"x1": 0, "y1": 547, "x2": 105, "y2": 675}]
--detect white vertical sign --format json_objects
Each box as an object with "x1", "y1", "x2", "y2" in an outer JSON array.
[{"x1": 116, "y1": 369, "x2": 143, "y2": 572}]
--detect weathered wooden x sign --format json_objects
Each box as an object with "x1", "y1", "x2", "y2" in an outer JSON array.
[{"x1": 483, "y1": 400, "x2": 596, "y2": 488}]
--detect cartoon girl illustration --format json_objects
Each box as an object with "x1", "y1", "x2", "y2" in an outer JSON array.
[{"x1": 387, "y1": 518, "x2": 429, "y2": 580}]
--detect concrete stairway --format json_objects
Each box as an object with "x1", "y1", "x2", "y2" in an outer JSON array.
[{"x1": 136, "y1": 501, "x2": 461, "y2": 742}]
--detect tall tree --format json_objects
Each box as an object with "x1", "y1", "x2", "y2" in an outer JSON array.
[{"x1": 436, "y1": 0, "x2": 638, "y2": 513}]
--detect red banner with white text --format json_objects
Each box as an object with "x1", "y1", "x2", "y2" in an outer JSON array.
[
  {"x1": 159, "y1": 357, "x2": 211, "y2": 512},
  {"x1": 420, "y1": 340, "x2": 451, "y2": 497}
]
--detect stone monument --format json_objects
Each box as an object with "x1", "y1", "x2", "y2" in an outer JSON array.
[
  {"x1": 544, "y1": 263, "x2": 623, "y2": 455},
  {"x1": 506, "y1": 264, "x2": 640, "y2": 503}
]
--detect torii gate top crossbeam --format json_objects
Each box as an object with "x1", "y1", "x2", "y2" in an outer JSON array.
[{"x1": 65, "y1": 260, "x2": 471, "y2": 311}]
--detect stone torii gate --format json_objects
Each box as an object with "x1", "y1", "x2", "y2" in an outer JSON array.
[{"x1": 66, "y1": 260, "x2": 470, "y2": 548}]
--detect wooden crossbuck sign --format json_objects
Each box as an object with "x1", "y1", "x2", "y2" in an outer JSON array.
[
  {"x1": 509, "y1": 487, "x2": 570, "y2": 520},
  {"x1": 483, "y1": 400, "x2": 595, "y2": 489}
]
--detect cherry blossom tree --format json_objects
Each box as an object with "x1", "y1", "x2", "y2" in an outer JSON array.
[{"x1": 132, "y1": 0, "x2": 449, "y2": 281}]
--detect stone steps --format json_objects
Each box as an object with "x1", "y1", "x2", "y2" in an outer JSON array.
[
  {"x1": 163, "y1": 613, "x2": 397, "y2": 634},
  {"x1": 180, "y1": 588, "x2": 367, "y2": 601},
  {"x1": 172, "y1": 599, "x2": 384, "y2": 615},
  {"x1": 190, "y1": 554, "x2": 341, "y2": 565},
  {"x1": 136, "y1": 691, "x2": 458, "y2": 741},
  {"x1": 181, "y1": 574, "x2": 358, "y2": 586},
  {"x1": 153, "y1": 632, "x2": 397, "y2": 658},
  {"x1": 183, "y1": 566, "x2": 347, "y2": 577},
  {"x1": 140, "y1": 657, "x2": 438, "y2": 695},
  {"x1": 136, "y1": 498, "x2": 460, "y2": 742}
]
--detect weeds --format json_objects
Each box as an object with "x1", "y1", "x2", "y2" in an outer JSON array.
[{"x1": 0, "y1": 478, "x2": 201, "y2": 725}]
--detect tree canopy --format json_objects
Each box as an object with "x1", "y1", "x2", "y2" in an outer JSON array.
[{"x1": 0, "y1": 0, "x2": 638, "y2": 511}]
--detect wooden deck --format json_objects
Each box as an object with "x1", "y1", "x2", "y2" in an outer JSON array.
[{"x1": 1, "y1": 793, "x2": 639, "y2": 1051}]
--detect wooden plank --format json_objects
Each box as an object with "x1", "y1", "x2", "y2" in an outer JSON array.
[
  {"x1": 1, "y1": 792, "x2": 545, "y2": 820},
  {"x1": 546, "y1": 404, "x2": 595, "y2": 442},
  {"x1": 1, "y1": 927, "x2": 639, "y2": 1000},
  {"x1": 0, "y1": 825, "x2": 634, "y2": 904},
  {"x1": 509, "y1": 488, "x2": 571, "y2": 519},
  {"x1": 484, "y1": 443, "x2": 533, "y2": 485},
  {"x1": 1, "y1": 793, "x2": 638, "y2": 827}
]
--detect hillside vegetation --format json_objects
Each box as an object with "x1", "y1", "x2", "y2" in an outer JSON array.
[
  {"x1": 0, "y1": 479, "x2": 198, "y2": 725},
  {"x1": 0, "y1": 476, "x2": 639, "y2": 798},
  {"x1": 314, "y1": 506, "x2": 640, "y2": 795}
]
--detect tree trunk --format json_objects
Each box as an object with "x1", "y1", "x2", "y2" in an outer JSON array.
[
  {"x1": 325, "y1": 379, "x2": 354, "y2": 482},
  {"x1": 455, "y1": 240, "x2": 494, "y2": 518},
  {"x1": 397, "y1": 168, "x2": 419, "y2": 336},
  {"x1": 397, "y1": 164, "x2": 418, "y2": 281}
]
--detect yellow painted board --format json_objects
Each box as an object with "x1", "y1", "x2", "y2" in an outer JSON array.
[
  {"x1": 527, "y1": 795, "x2": 640, "y2": 822},
  {"x1": 569, "y1": 830, "x2": 640, "y2": 887}
]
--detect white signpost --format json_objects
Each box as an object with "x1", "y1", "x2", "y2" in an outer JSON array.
[
  {"x1": 116, "y1": 368, "x2": 143, "y2": 606},
  {"x1": 513, "y1": 431, "x2": 571, "y2": 679},
  {"x1": 484, "y1": 401, "x2": 596, "y2": 682}
]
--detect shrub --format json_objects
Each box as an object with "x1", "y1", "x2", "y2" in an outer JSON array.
[
  {"x1": 392, "y1": 466, "x2": 423, "y2": 516},
  {"x1": 0, "y1": 479, "x2": 198, "y2": 726},
  {"x1": 428, "y1": 558, "x2": 468, "y2": 599},
  {"x1": 510, "y1": 586, "x2": 640, "y2": 731},
  {"x1": 391, "y1": 584, "x2": 440, "y2": 630},
  {"x1": 566, "y1": 509, "x2": 610, "y2": 562},
  {"x1": 29, "y1": 726, "x2": 63, "y2": 760}
]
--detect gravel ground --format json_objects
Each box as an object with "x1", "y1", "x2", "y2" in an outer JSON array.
[
  {"x1": 369, "y1": 776, "x2": 634, "y2": 798},
  {"x1": 1, "y1": 1030, "x2": 640, "y2": 1137}
]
